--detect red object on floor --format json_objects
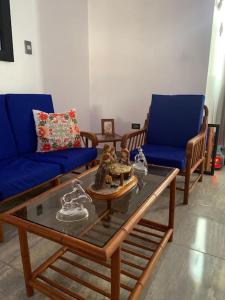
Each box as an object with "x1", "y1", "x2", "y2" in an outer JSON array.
[{"x1": 214, "y1": 156, "x2": 223, "y2": 170}]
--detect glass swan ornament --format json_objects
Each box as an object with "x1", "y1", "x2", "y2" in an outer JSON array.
[
  {"x1": 133, "y1": 147, "x2": 148, "y2": 175},
  {"x1": 56, "y1": 179, "x2": 92, "y2": 222}
]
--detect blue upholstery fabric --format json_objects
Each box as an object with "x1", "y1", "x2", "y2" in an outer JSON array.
[
  {"x1": 0, "y1": 158, "x2": 61, "y2": 201},
  {"x1": 0, "y1": 95, "x2": 18, "y2": 160},
  {"x1": 147, "y1": 94, "x2": 205, "y2": 148},
  {"x1": 6, "y1": 94, "x2": 54, "y2": 154},
  {"x1": 131, "y1": 144, "x2": 186, "y2": 169},
  {"x1": 25, "y1": 148, "x2": 98, "y2": 173}
]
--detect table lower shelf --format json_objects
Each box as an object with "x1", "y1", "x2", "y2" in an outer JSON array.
[{"x1": 30, "y1": 220, "x2": 173, "y2": 300}]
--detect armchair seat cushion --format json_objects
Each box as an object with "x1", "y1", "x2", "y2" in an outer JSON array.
[
  {"x1": 0, "y1": 158, "x2": 61, "y2": 201},
  {"x1": 130, "y1": 144, "x2": 186, "y2": 169},
  {"x1": 25, "y1": 148, "x2": 98, "y2": 173}
]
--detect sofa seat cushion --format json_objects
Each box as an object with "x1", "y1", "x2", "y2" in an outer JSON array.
[
  {"x1": 25, "y1": 148, "x2": 98, "y2": 173},
  {"x1": 130, "y1": 144, "x2": 186, "y2": 169},
  {"x1": 0, "y1": 158, "x2": 61, "y2": 201}
]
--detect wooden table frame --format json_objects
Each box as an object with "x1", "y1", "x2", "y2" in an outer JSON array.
[
  {"x1": 96, "y1": 133, "x2": 122, "y2": 150},
  {"x1": 1, "y1": 167, "x2": 179, "y2": 300}
]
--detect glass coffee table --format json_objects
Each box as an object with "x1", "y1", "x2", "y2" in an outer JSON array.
[{"x1": 1, "y1": 165, "x2": 179, "y2": 300}]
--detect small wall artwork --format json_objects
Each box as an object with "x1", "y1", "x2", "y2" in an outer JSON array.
[{"x1": 101, "y1": 119, "x2": 115, "y2": 136}]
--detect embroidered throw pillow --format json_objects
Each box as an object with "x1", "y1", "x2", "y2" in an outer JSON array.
[{"x1": 33, "y1": 109, "x2": 81, "y2": 152}]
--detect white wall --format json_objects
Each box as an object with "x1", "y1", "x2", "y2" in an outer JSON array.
[
  {"x1": 88, "y1": 0, "x2": 215, "y2": 134},
  {"x1": 0, "y1": 0, "x2": 43, "y2": 93},
  {"x1": 36, "y1": 0, "x2": 90, "y2": 130},
  {"x1": 205, "y1": 1, "x2": 225, "y2": 123},
  {"x1": 0, "y1": 1, "x2": 214, "y2": 133},
  {"x1": 0, "y1": 0, "x2": 90, "y2": 130}
]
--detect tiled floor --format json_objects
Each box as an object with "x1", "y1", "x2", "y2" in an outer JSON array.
[{"x1": 0, "y1": 169, "x2": 225, "y2": 300}]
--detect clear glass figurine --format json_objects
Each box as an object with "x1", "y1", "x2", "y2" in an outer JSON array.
[
  {"x1": 56, "y1": 179, "x2": 92, "y2": 222},
  {"x1": 133, "y1": 147, "x2": 148, "y2": 175}
]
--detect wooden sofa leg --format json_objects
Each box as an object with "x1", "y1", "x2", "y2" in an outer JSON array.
[
  {"x1": 91, "y1": 160, "x2": 98, "y2": 167},
  {"x1": 52, "y1": 178, "x2": 60, "y2": 187},
  {"x1": 184, "y1": 173, "x2": 190, "y2": 205},
  {"x1": 0, "y1": 221, "x2": 4, "y2": 243}
]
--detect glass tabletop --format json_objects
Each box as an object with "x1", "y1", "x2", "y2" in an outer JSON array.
[{"x1": 13, "y1": 165, "x2": 174, "y2": 248}]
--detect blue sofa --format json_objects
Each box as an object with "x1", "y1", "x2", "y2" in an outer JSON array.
[
  {"x1": 122, "y1": 94, "x2": 208, "y2": 205},
  {"x1": 0, "y1": 94, "x2": 98, "y2": 202}
]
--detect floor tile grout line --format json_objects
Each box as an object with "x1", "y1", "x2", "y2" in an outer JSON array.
[
  {"x1": 0, "y1": 257, "x2": 25, "y2": 274},
  {"x1": 172, "y1": 241, "x2": 225, "y2": 262},
  {"x1": 185, "y1": 211, "x2": 225, "y2": 226}
]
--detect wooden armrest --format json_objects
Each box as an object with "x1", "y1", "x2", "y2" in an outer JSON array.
[
  {"x1": 80, "y1": 131, "x2": 98, "y2": 147},
  {"x1": 121, "y1": 129, "x2": 147, "y2": 151},
  {"x1": 186, "y1": 133, "x2": 206, "y2": 169}
]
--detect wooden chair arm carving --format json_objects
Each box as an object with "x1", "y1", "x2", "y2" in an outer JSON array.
[
  {"x1": 121, "y1": 129, "x2": 147, "y2": 151},
  {"x1": 186, "y1": 105, "x2": 208, "y2": 171},
  {"x1": 80, "y1": 131, "x2": 98, "y2": 147},
  {"x1": 186, "y1": 133, "x2": 206, "y2": 170}
]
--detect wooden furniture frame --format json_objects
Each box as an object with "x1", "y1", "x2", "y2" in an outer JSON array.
[
  {"x1": 96, "y1": 133, "x2": 122, "y2": 150},
  {"x1": 80, "y1": 131, "x2": 98, "y2": 148},
  {"x1": 1, "y1": 166, "x2": 179, "y2": 300},
  {"x1": 121, "y1": 106, "x2": 208, "y2": 205},
  {"x1": 0, "y1": 131, "x2": 98, "y2": 243}
]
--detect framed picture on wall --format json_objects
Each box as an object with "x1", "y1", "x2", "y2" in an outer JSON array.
[
  {"x1": 205, "y1": 124, "x2": 220, "y2": 175},
  {"x1": 101, "y1": 119, "x2": 115, "y2": 136},
  {"x1": 0, "y1": 0, "x2": 14, "y2": 62}
]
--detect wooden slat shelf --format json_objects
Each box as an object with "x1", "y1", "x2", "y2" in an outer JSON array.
[{"x1": 29, "y1": 222, "x2": 171, "y2": 300}]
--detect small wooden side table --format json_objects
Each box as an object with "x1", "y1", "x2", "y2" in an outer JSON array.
[{"x1": 96, "y1": 133, "x2": 122, "y2": 150}]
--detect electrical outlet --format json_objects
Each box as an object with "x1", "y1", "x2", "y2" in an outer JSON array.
[
  {"x1": 24, "y1": 40, "x2": 32, "y2": 55},
  {"x1": 132, "y1": 123, "x2": 141, "y2": 130}
]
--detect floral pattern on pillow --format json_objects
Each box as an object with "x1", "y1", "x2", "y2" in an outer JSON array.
[{"x1": 33, "y1": 109, "x2": 81, "y2": 152}]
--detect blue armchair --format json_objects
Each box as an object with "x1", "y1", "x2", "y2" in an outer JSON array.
[{"x1": 122, "y1": 94, "x2": 208, "y2": 204}]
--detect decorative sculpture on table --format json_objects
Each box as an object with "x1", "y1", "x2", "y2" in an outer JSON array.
[
  {"x1": 110, "y1": 146, "x2": 117, "y2": 162},
  {"x1": 94, "y1": 144, "x2": 114, "y2": 190},
  {"x1": 87, "y1": 145, "x2": 137, "y2": 201},
  {"x1": 56, "y1": 179, "x2": 92, "y2": 222},
  {"x1": 133, "y1": 147, "x2": 148, "y2": 175},
  {"x1": 119, "y1": 148, "x2": 131, "y2": 166}
]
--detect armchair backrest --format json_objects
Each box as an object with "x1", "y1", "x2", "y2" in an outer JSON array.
[
  {"x1": 6, "y1": 94, "x2": 54, "y2": 154},
  {"x1": 146, "y1": 94, "x2": 205, "y2": 148}
]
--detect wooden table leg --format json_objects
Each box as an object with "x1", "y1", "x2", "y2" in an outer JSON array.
[
  {"x1": 18, "y1": 228, "x2": 34, "y2": 297},
  {"x1": 168, "y1": 178, "x2": 176, "y2": 242},
  {"x1": 111, "y1": 247, "x2": 121, "y2": 300}
]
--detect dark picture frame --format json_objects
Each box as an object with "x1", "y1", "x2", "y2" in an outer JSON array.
[
  {"x1": 101, "y1": 119, "x2": 115, "y2": 136},
  {"x1": 0, "y1": 0, "x2": 14, "y2": 62},
  {"x1": 205, "y1": 124, "x2": 220, "y2": 176}
]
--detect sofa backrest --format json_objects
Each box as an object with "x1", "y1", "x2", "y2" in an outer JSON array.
[
  {"x1": 146, "y1": 94, "x2": 205, "y2": 148},
  {"x1": 6, "y1": 94, "x2": 54, "y2": 154},
  {"x1": 0, "y1": 95, "x2": 18, "y2": 160}
]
